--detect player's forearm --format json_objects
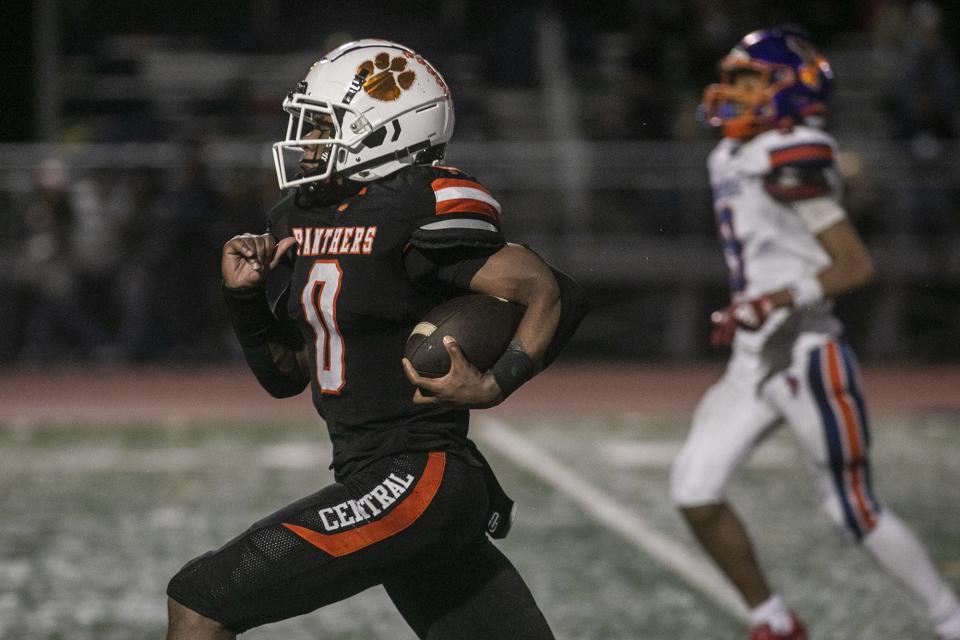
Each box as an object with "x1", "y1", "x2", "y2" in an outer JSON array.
[
  {"x1": 239, "y1": 342, "x2": 311, "y2": 398},
  {"x1": 767, "y1": 266, "x2": 874, "y2": 310},
  {"x1": 512, "y1": 266, "x2": 587, "y2": 370},
  {"x1": 468, "y1": 245, "x2": 587, "y2": 399},
  {"x1": 222, "y1": 283, "x2": 310, "y2": 398},
  {"x1": 776, "y1": 218, "x2": 875, "y2": 308},
  {"x1": 815, "y1": 252, "x2": 875, "y2": 297},
  {"x1": 512, "y1": 284, "x2": 562, "y2": 369},
  {"x1": 768, "y1": 247, "x2": 874, "y2": 309}
]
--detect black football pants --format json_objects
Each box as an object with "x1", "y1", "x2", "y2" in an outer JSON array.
[{"x1": 167, "y1": 451, "x2": 554, "y2": 639}]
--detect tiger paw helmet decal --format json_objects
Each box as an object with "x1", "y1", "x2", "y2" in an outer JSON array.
[{"x1": 359, "y1": 53, "x2": 415, "y2": 101}]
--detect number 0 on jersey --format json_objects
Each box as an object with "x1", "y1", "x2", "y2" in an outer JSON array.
[{"x1": 301, "y1": 260, "x2": 346, "y2": 393}]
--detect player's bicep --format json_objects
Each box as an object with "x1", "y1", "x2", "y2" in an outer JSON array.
[
  {"x1": 814, "y1": 219, "x2": 872, "y2": 267},
  {"x1": 764, "y1": 152, "x2": 847, "y2": 234},
  {"x1": 764, "y1": 139, "x2": 838, "y2": 203},
  {"x1": 791, "y1": 196, "x2": 847, "y2": 235},
  {"x1": 467, "y1": 244, "x2": 559, "y2": 305},
  {"x1": 809, "y1": 218, "x2": 875, "y2": 296},
  {"x1": 411, "y1": 169, "x2": 505, "y2": 253}
]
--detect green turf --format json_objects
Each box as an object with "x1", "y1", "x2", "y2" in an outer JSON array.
[{"x1": 0, "y1": 415, "x2": 958, "y2": 639}]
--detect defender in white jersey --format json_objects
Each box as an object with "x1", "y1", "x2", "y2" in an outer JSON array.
[{"x1": 670, "y1": 28, "x2": 960, "y2": 640}]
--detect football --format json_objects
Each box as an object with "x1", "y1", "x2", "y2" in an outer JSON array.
[{"x1": 404, "y1": 294, "x2": 525, "y2": 378}]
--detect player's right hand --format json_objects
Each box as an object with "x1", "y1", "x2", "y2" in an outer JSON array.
[
  {"x1": 709, "y1": 308, "x2": 737, "y2": 347},
  {"x1": 402, "y1": 337, "x2": 504, "y2": 409},
  {"x1": 709, "y1": 294, "x2": 776, "y2": 347},
  {"x1": 222, "y1": 233, "x2": 298, "y2": 288}
]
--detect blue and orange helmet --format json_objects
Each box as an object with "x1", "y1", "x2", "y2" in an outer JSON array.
[{"x1": 700, "y1": 28, "x2": 834, "y2": 139}]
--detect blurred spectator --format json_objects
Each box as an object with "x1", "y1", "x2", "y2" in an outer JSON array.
[
  {"x1": 110, "y1": 168, "x2": 169, "y2": 361},
  {"x1": 1, "y1": 0, "x2": 959, "y2": 366},
  {"x1": 71, "y1": 168, "x2": 133, "y2": 337},
  {"x1": 881, "y1": 2, "x2": 960, "y2": 239},
  {"x1": 889, "y1": 1, "x2": 960, "y2": 151},
  {"x1": 149, "y1": 147, "x2": 224, "y2": 361},
  {"x1": 14, "y1": 159, "x2": 113, "y2": 363}
]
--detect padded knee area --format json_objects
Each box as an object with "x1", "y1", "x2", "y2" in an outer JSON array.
[
  {"x1": 166, "y1": 595, "x2": 230, "y2": 636},
  {"x1": 385, "y1": 539, "x2": 555, "y2": 640},
  {"x1": 670, "y1": 447, "x2": 726, "y2": 507},
  {"x1": 166, "y1": 553, "x2": 232, "y2": 631}
]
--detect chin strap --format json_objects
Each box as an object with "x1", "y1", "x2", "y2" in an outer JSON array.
[
  {"x1": 294, "y1": 139, "x2": 441, "y2": 204},
  {"x1": 295, "y1": 177, "x2": 362, "y2": 207},
  {"x1": 346, "y1": 140, "x2": 436, "y2": 179}
]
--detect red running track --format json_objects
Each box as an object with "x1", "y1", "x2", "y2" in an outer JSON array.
[{"x1": 1, "y1": 363, "x2": 958, "y2": 426}]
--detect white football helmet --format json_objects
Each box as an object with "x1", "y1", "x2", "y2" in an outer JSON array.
[{"x1": 272, "y1": 39, "x2": 455, "y2": 190}]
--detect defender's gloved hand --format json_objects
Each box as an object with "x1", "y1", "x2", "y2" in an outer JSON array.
[{"x1": 709, "y1": 295, "x2": 776, "y2": 347}]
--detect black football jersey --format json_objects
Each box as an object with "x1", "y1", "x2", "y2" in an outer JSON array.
[{"x1": 266, "y1": 165, "x2": 505, "y2": 476}]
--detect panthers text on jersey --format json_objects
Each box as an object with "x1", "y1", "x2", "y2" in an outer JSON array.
[
  {"x1": 266, "y1": 165, "x2": 504, "y2": 476},
  {"x1": 708, "y1": 125, "x2": 845, "y2": 361}
]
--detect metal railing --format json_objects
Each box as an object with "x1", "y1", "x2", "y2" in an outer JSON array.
[{"x1": 2, "y1": 139, "x2": 959, "y2": 362}]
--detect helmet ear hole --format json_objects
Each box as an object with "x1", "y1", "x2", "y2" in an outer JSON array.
[
  {"x1": 362, "y1": 127, "x2": 388, "y2": 149},
  {"x1": 338, "y1": 149, "x2": 347, "y2": 163},
  {"x1": 415, "y1": 144, "x2": 446, "y2": 165}
]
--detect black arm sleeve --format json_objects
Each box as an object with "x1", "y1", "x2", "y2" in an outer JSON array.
[
  {"x1": 222, "y1": 283, "x2": 310, "y2": 399},
  {"x1": 403, "y1": 245, "x2": 501, "y2": 294}
]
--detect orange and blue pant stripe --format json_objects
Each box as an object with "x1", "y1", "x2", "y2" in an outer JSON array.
[{"x1": 808, "y1": 341, "x2": 882, "y2": 540}]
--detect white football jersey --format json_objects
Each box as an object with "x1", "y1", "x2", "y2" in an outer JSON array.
[{"x1": 707, "y1": 125, "x2": 844, "y2": 361}]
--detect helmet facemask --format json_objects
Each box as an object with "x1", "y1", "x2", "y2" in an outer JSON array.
[
  {"x1": 700, "y1": 58, "x2": 797, "y2": 139},
  {"x1": 272, "y1": 94, "x2": 364, "y2": 190}
]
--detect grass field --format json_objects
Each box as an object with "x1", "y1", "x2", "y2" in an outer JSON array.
[{"x1": 2, "y1": 408, "x2": 959, "y2": 639}]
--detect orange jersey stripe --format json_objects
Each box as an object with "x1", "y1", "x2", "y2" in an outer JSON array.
[
  {"x1": 283, "y1": 452, "x2": 446, "y2": 557},
  {"x1": 770, "y1": 144, "x2": 833, "y2": 168},
  {"x1": 435, "y1": 198, "x2": 500, "y2": 221}
]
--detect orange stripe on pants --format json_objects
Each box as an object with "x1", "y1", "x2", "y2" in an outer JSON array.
[
  {"x1": 825, "y1": 343, "x2": 876, "y2": 531},
  {"x1": 283, "y1": 451, "x2": 446, "y2": 557}
]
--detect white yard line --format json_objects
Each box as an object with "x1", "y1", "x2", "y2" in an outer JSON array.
[
  {"x1": 0, "y1": 442, "x2": 330, "y2": 473},
  {"x1": 475, "y1": 416, "x2": 750, "y2": 623}
]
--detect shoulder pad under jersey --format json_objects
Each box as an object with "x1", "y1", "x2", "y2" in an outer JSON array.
[
  {"x1": 408, "y1": 165, "x2": 505, "y2": 251},
  {"x1": 759, "y1": 126, "x2": 837, "y2": 175}
]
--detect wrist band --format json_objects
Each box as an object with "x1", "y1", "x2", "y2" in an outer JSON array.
[
  {"x1": 221, "y1": 281, "x2": 277, "y2": 347},
  {"x1": 790, "y1": 275, "x2": 824, "y2": 308},
  {"x1": 490, "y1": 345, "x2": 534, "y2": 398}
]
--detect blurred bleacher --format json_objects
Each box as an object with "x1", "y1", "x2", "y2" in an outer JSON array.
[{"x1": 2, "y1": 0, "x2": 959, "y2": 365}]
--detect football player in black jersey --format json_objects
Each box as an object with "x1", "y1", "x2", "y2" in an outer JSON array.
[{"x1": 165, "y1": 40, "x2": 587, "y2": 640}]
